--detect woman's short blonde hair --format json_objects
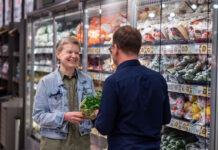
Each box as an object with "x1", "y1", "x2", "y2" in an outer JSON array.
[{"x1": 56, "y1": 36, "x2": 81, "y2": 51}]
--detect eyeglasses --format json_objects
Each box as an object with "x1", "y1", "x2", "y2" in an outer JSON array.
[{"x1": 108, "y1": 45, "x2": 113, "y2": 53}]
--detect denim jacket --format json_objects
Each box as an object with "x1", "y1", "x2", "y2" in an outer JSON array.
[{"x1": 32, "y1": 68, "x2": 96, "y2": 140}]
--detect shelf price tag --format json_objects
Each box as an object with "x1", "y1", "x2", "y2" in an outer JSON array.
[
  {"x1": 161, "y1": 46, "x2": 173, "y2": 54},
  {"x1": 199, "y1": 44, "x2": 210, "y2": 54},
  {"x1": 91, "y1": 73, "x2": 96, "y2": 80},
  {"x1": 180, "y1": 45, "x2": 190, "y2": 54},
  {"x1": 140, "y1": 46, "x2": 155, "y2": 54},
  {"x1": 180, "y1": 84, "x2": 190, "y2": 94},
  {"x1": 200, "y1": 126, "x2": 210, "y2": 137},
  {"x1": 202, "y1": 86, "x2": 208, "y2": 97},
  {"x1": 172, "y1": 45, "x2": 180, "y2": 54},
  {"x1": 181, "y1": 121, "x2": 190, "y2": 132}
]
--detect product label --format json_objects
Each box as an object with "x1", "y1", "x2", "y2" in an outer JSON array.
[
  {"x1": 5, "y1": 0, "x2": 12, "y2": 25},
  {"x1": 14, "y1": 0, "x2": 22, "y2": 22}
]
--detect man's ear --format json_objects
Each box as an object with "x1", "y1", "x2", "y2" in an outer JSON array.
[
  {"x1": 113, "y1": 44, "x2": 119, "y2": 55},
  {"x1": 56, "y1": 50, "x2": 60, "y2": 60}
]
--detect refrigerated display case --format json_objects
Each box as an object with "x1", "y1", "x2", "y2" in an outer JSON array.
[
  {"x1": 86, "y1": 0, "x2": 213, "y2": 149},
  {"x1": 25, "y1": 17, "x2": 54, "y2": 140},
  {"x1": 136, "y1": 0, "x2": 212, "y2": 149},
  {"x1": 0, "y1": 26, "x2": 23, "y2": 97}
]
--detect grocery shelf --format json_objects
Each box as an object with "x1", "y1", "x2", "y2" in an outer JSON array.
[
  {"x1": 34, "y1": 48, "x2": 53, "y2": 54},
  {"x1": 87, "y1": 43, "x2": 212, "y2": 55},
  {"x1": 34, "y1": 46, "x2": 53, "y2": 48},
  {"x1": 34, "y1": 63, "x2": 52, "y2": 66},
  {"x1": 166, "y1": 117, "x2": 210, "y2": 138},
  {"x1": 139, "y1": 43, "x2": 212, "y2": 55},
  {"x1": 0, "y1": 74, "x2": 8, "y2": 80},
  {"x1": 167, "y1": 82, "x2": 211, "y2": 97},
  {"x1": 88, "y1": 46, "x2": 110, "y2": 55},
  {"x1": 87, "y1": 72, "x2": 111, "y2": 81},
  {"x1": 33, "y1": 66, "x2": 53, "y2": 73}
]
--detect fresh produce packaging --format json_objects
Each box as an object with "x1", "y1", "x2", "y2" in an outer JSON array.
[
  {"x1": 80, "y1": 90, "x2": 102, "y2": 117},
  {"x1": 160, "y1": 130, "x2": 197, "y2": 150}
]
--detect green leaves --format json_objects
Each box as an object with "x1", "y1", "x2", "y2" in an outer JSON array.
[{"x1": 80, "y1": 90, "x2": 102, "y2": 117}]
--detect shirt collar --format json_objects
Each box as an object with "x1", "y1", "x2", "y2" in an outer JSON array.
[
  {"x1": 116, "y1": 59, "x2": 141, "y2": 71},
  {"x1": 59, "y1": 69, "x2": 77, "y2": 80}
]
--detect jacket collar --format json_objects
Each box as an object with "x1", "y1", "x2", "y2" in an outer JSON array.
[
  {"x1": 117, "y1": 59, "x2": 140, "y2": 71},
  {"x1": 54, "y1": 68, "x2": 87, "y2": 87}
]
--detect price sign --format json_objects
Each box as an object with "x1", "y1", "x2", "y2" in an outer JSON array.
[
  {"x1": 88, "y1": 48, "x2": 93, "y2": 54},
  {"x1": 181, "y1": 121, "x2": 190, "y2": 132},
  {"x1": 161, "y1": 46, "x2": 172, "y2": 54},
  {"x1": 181, "y1": 45, "x2": 190, "y2": 54},
  {"x1": 94, "y1": 48, "x2": 99, "y2": 54},
  {"x1": 181, "y1": 85, "x2": 188, "y2": 94},
  {"x1": 14, "y1": 0, "x2": 22, "y2": 22},
  {"x1": 140, "y1": 46, "x2": 155, "y2": 54},
  {"x1": 91, "y1": 73, "x2": 96, "y2": 79},
  {"x1": 200, "y1": 126, "x2": 210, "y2": 137},
  {"x1": 202, "y1": 87, "x2": 208, "y2": 97},
  {"x1": 173, "y1": 120, "x2": 179, "y2": 128},
  {"x1": 5, "y1": 0, "x2": 12, "y2": 25},
  {"x1": 199, "y1": 44, "x2": 209, "y2": 54},
  {"x1": 140, "y1": 46, "x2": 145, "y2": 54}
]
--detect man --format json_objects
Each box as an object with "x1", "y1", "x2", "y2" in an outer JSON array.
[
  {"x1": 32, "y1": 37, "x2": 95, "y2": 150},
  {"x1": 94, "y1": 25, "x2": 171, "y2": 150}
]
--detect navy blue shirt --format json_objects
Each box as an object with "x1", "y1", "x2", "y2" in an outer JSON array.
[{"x1": 95, "y1": 60, "x2": 171, "y2": 150}]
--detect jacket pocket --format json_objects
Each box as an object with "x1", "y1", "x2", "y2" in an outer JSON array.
[{"x1": 48, "y1": 95, "x2": 63, "y2": 112}]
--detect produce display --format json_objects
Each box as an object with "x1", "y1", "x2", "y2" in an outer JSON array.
[
  {"x1": 168, "y1": 92, "x2": 210, "y2": 125},
  {"x1": 35, "y1": 24, "x2": 53, "y2": 46},
  {"x1": 160, "y1": 54, "x2": 211, "y2": 85},
  {"x1": 161, "y1": 130, "x2": 209, "y2": 150},
  {"x1": 80, "y1": 90, "x2": 102, "y2": 117},
  {"x1": 137, "y1": 0, "x2": 212, "y2": 44},
  {"x1": 77, "y1": 10, "x2": 129, "y2": 46}
]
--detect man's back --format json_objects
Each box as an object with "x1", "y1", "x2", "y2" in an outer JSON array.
[{"x1": 95, "y1": 60, "x2": 171, "y2": 150}]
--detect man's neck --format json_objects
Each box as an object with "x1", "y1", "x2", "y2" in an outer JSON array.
[
  {"x1": 59, "y1": 66, "x2": 75, "y2": 78},
  {"x1": 117, "y1": 55, "x2": 138, "y2": 66}
]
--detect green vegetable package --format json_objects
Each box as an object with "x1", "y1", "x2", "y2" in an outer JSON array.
[{"x1": 80, "y1": 90, "x2": 102, "y2": 117}]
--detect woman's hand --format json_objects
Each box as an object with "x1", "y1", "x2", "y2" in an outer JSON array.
[{"x1": 64, "y1": 112, "x2": 84, "y2": 123}]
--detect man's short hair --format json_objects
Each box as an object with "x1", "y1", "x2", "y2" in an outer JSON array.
[
  {"x1": 56, "y1": 36, "x2": 81, "y2": 51},
  {"x1": 113, "y1": 25, "x2": 142, "y2": 55}
]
